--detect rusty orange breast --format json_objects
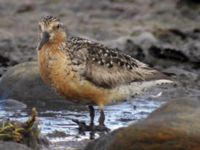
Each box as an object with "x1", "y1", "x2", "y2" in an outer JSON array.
[{"x1": 38, "y1": 45, "x2": 110, "y2": 106}]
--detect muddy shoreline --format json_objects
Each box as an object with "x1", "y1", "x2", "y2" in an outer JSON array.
[{"x1": 0, "y1": 0, "x2": 200, "y2": 149}]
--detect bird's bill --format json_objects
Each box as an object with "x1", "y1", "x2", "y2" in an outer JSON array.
[{"x1": 37, "y1": 32, "x2": 50, "y2": 50}]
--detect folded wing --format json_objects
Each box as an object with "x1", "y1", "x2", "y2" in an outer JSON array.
[{"x1": 68, "y1": 37, "x2": 168, "y2": 89}]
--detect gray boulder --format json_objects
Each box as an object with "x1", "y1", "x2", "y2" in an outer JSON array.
[
  {"x1": 0, "y1": 98, "x2": 27, "y2": 111},
  {"x1": 85, "y1": 97, "x2": 200, "y2": 150}
]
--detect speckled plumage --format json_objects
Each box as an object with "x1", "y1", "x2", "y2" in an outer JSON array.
[
  {"x1": 40, "y1": 16, "x2": 60, "y2": 25},
  {"x1": 65, "y1": 36, "x2": 168, "y2": 89},
  {"x1": 37, "y1": 16, "x2": 172, "y2": 115}
]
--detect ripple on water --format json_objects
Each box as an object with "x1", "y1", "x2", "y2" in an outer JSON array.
[{"x1": 0, "y1": 92, "x2": 165, "y2": 141}]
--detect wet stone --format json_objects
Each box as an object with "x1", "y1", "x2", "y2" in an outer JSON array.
[{"x1": 85, "y1": 97, "x2": 200, "y2": 150}]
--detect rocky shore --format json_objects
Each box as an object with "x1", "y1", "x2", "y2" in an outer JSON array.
[{"x1": 0, "y1": 0, "x2": 199, "y2": 149}]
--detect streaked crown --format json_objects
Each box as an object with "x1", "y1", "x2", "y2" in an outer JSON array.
[{"x1": 40, "y1": 16, "x2": 60, "y2": 25}]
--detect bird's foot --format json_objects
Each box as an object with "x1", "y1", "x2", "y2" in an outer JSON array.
[{"x1": 72, "y1": 119, "x2": 110, "y2": 132}]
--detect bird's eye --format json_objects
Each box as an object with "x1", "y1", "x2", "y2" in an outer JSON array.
[
  {"x1": 56, "y1": 24, "x2": 60, "y2": 29},
  {"x1": 52, "y1": 23, "x2": 62, "y2": 30}
]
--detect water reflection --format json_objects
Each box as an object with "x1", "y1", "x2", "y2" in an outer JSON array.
[{"x1": 0, "y1": 96, "x2": 164, "y2": 141}]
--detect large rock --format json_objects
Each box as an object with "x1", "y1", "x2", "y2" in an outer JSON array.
[
  {"x1": 0, "y1": 98, "x2": 27, "y2": 111},
  {"x1": 85, "y1": 97, "x2": 200, "y2": 150},
  {"x1": 0, "y1": 61, "x2": 84, "y2": 110}
]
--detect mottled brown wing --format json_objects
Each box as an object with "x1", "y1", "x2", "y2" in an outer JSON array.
[{"x1": 68, "y1": 37, "x2": 167, "y2": 88}]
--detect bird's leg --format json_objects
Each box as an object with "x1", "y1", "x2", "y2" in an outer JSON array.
[
  {"x1": 98, "y1": 109, "x2": 105, "y2": 126},
  {"x1": 88, "y1": 105, "x2": 95, "y2": 127},
  {"x1": 96, "y1": 109, "x2": 110, "y2": 132},
  {"x1": 72, "y1": 105, "x2": 95, "y2": 132},
  {"x1": 72, "y1": 106, "x2": 109, "y2": 133}
]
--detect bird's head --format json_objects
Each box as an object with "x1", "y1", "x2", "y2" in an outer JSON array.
[{"x1": 37, "y1": 16, "x2": 66, "y2": 50}]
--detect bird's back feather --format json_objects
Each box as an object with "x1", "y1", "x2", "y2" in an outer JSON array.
[{"x1": 67, "y1": 37, "x2": 169, "y2": 89}]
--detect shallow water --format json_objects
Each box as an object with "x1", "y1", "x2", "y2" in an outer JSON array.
[{"x1": 0, "y1": 91, "x2": 165, "y2": 144}]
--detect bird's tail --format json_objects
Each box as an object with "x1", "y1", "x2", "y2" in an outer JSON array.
[{"x1": 108, "y1": 79, "x2": 174, "y2": 104}]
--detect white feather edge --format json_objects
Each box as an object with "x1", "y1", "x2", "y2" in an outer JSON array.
[{"x1": 108, "y1": 79, "x2": 174, "y2": 104}]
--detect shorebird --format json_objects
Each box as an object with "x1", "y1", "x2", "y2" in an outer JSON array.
[{"x1": 37, "y1": 16, "x2": 173, "y2": 131}]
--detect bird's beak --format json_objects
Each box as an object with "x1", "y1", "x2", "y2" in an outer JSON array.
[{"x1": 37, "y1": 31, "x2": 50, "y2": 50}]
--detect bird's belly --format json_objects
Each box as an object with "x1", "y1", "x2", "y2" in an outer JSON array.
[
  {"x1": 53, "y1": 74, "x2": 109, "y2": 105},
  {"x1": 39, "y1": 57, "x2": 125, "y2": 106},
  {"x1": 38, "y1": 49, "x2": 113, "y2": 106}
]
